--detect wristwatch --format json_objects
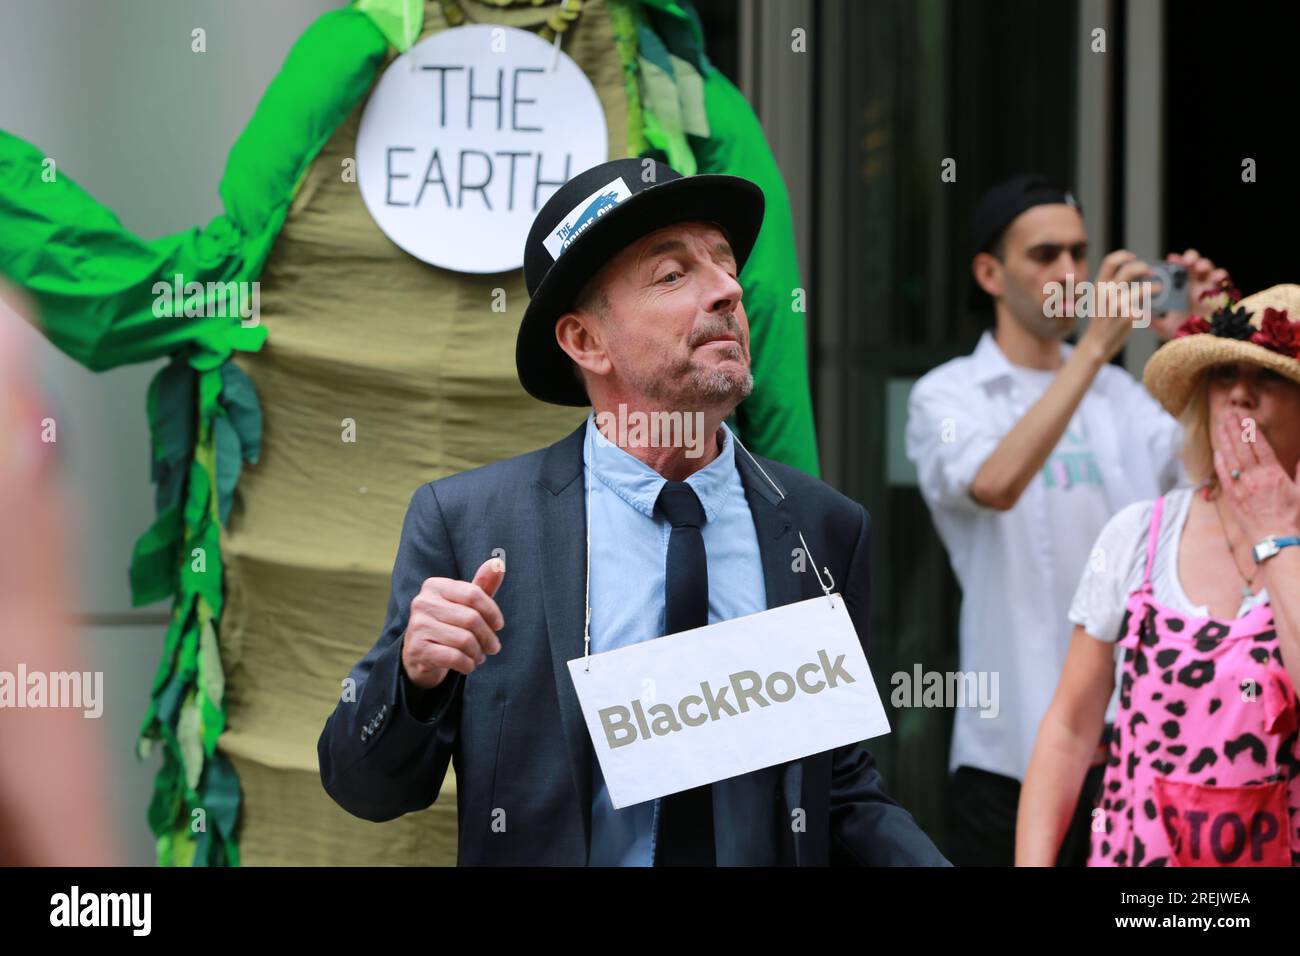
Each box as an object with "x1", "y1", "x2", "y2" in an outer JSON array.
[{"x1": 1252, "y1": 535, "x2": 1300, "y2": 564}]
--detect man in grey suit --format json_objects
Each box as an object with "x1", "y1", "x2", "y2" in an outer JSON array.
[{"x1": 318, "y1": 158, "x2": 947, "y2": 866}]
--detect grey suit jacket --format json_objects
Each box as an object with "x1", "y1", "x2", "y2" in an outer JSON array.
[{"x1": 318, "y1": 422, "x2": 949, "y2": 866}]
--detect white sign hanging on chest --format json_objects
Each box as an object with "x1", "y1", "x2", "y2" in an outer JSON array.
[
  {"x1": 356, "y1": 24, "x2": 608, "y2": 273},
  {"x1": 568, "y1": 596, "x2": 892, "y2": 809}
]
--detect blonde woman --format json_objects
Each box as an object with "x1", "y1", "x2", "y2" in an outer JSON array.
[{"x1": 1017, "y1": 285, "x2": 1300, "y2": 866}]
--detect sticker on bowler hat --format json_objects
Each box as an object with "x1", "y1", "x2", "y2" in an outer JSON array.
[{"x1": 542, "y1": 177, "x2": 633, "y2": 260}]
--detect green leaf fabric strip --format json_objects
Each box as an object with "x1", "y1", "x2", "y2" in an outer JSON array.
[
  {"x1": 352, "y1": 0, "x2": 423, "y2": 51},
  {"x1": 635, "y1": 18, "x2": 674, "y2": 74},
  {"x1": 198, "y1": 617, "x2": 226, "y2": 746},
  {"x1": 607, "y1": 0, "x2": 647, "y2": 158},
  {"x1": 213, "y1": 415, "x2": 242, "y2": 527},
  {"x1": 218, "y1": 360, "x2": 263, "y2": 465},
  {"x1": 642, "y1": 0, "x2": 707, "y2": 71},
  {"x1": 146, "y1": 359, "x2": 197, "y2": 509},
  {"x1": 178, "y1": 688, "x2": 204, "y2": 792},
  {"x1": 668, "y1": 54, "x2": 709, "y2": 138},
  {"x1": 202, "y1": 751, "x2": 243, "y2": 848},
  {"x1": 127, "y1": 504, "x2": 183, "y2": 607}
]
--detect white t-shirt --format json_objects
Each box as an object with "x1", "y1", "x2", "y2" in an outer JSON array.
[
  {"x1": 1069, "y1": 485, "x2": 1271, "y2": 645},
  {"x1": 1010, "y1": 366, "x2": 1113, "y2": 640}
]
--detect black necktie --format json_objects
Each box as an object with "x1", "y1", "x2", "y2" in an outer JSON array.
[{"x1": 653, "y1": 480, "x2": 715, "y2": 866}]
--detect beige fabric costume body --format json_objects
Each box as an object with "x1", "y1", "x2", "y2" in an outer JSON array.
[{"x1": 218, "y1": 0, "x2": 625, "y2": 865}]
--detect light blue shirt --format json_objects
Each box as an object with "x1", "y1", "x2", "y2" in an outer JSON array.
[{"x1": 582, "y1": 413, "x2": 768, "y2": 866}]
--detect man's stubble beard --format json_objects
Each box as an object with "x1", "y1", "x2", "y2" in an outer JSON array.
[
  {"x1": 628, "y1": 313, "x2": 754, "y2": 410},
  {"x1": 1006, "y1": 273, "x2": 1073, "y2": 342}
]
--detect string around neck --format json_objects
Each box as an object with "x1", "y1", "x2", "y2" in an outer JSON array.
[{"x1": 728, "y1": 430, "x2": 837, "y2": 608}]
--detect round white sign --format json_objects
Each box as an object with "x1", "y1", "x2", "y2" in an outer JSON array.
[{"x1": 356, "y1": 25, "x2": 609, "y2": 274}]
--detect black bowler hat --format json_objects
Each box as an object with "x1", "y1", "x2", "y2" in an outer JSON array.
[
  {"x1": 517, "y1": 157, "x2": 765, "y2": 406},
  {"x1": 966, "y1": 173, "x2": 1082, "y2": 314}
]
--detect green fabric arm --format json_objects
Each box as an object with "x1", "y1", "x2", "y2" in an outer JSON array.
[
  {"x1": 220, "y1": 8, "x2": 389, "y2": 239},
  {"x1": 0, "y1": 130, "x2": 263, "y2": 371},
  {"x1": 692, "y1": 68, "x2": 820, "y2": 476}
]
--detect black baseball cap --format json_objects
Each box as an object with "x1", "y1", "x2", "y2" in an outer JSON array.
[
  {"x1": 966, "y1": 174, "x2": 1082, "y2": 313},
  {"x1": 517, "y1": 157, "x2": 765, "y2": 406}
]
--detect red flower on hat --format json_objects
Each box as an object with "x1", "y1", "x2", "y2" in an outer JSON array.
[
  {"x1": 1173, "y1": 315, "x2": 1212, "y2": 338},
  {"x1": 1196, "y1": 279, "x2": 1243, "y2": 313},
  {"x1": 1250, "y1": 307, "x2": 1300, "y2": 359}
]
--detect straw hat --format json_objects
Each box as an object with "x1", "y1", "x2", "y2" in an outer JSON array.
[{"x1": 1143, "y1": 284, "x2": 1300, "y2": 417}]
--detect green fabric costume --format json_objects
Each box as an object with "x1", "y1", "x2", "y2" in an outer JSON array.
[{"x1": 0, "y1": 0, "x2": 817, "y2": 865}]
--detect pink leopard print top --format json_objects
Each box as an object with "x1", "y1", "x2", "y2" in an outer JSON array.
[{"x1": 1089, "y1": 495, "x2": 1300, "y2": 867}]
